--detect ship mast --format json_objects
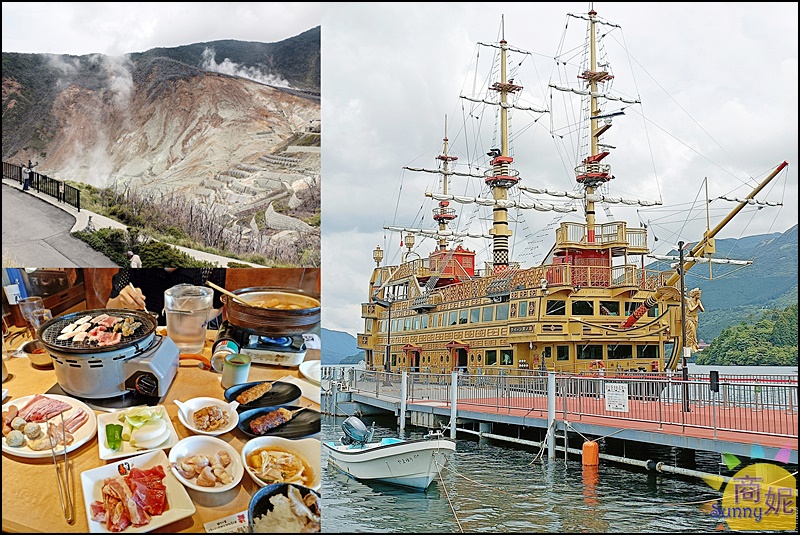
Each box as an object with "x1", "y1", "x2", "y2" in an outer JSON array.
[
  {"x1": 432, "y1": 117, "x2": 458, "y2": 251},
  {"x1": 579, "y1": 8, "x2": 614, "y2": 243},
  {"x1": 486, "y1": 16, "x2": 522, "y2": 274}
]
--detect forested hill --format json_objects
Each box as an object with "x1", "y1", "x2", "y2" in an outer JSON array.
[
  {"x1": 651, "y1": 225, "x2": 798, "y2": 342},
  {"x1": 696, "y1": 304, "x2": 798, "y2": 366}
]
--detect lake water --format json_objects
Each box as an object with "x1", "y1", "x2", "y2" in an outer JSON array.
[
  {"x1": 321, "y1": 415, "x2": 735, "y2": 533},
  {"x1": 320, "y1": 365, "x2": 797, "y2": 533}
]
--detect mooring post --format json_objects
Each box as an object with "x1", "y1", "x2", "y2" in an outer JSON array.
[
  {"x1": 331, "y1": 380, "x2": 339, "y2": 417},
  {"x1": 400, "y1": 370, "x2": 408, "y2": 434},
  {"x1": 450, "y1": 370, "x2": 458, "y2": 439},
  {"x1": 547, "y1": 371, "x2": 556, "y2": 459}
]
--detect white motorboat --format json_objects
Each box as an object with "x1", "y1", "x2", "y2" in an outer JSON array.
[{"x1": 323, "y1": 416, "x2": 456, "y2": 490}]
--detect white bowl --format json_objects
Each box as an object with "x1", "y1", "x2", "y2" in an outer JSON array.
[
  {"x1": 174, "y1": 397, "x2": 239, "y2": 436},
  {"x1": 168, "y1": 435, "x2": 244, "y2": 493},
  {"x1": 241, "y1": 436, "x2": 321, "y2": 491}
]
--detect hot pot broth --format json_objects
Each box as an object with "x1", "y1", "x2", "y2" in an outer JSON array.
[{"x1": 246, "y1": 445, "x2": 313, "y2": 486}]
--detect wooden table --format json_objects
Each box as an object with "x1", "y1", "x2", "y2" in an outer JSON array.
[{"x1": 1, "y1": 329, "x2": 320, "y2": 533}]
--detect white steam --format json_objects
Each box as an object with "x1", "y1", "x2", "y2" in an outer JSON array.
[{"x1": 201, "y1": 47, "x2": 292, "y2": 88}]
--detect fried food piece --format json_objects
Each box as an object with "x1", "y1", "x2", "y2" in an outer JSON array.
[
  {"x1": 249, "y1": 408, "x2": 293, "y2": 435},
  {"x1": 192, "y1": 405, "x2": 228, "y2": 431},
  {"x1": 235, "y1": 382, "x2": 273, "y2": 405}
]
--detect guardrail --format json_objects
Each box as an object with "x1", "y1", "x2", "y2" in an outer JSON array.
[
  {"x1": 2, "y1": 161, "x2": 81, "y2": 212},
  {"x1": 323, "y1": 366, "x2": 798, "y2": 439}
]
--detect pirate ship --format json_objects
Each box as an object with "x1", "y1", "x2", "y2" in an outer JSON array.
[{"x1": 356, "y1": 8, "x2": 787, "y2": 375}]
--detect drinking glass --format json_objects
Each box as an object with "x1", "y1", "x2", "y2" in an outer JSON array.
[
  {"x1": 164, "y1": 284, "x2": 213, "y2": 354},
  {"x1": 29, "y1": 309, "x2": 54, "y2": 339},
  {"x1": 18, "y1": 296, "x2": 44, "y2": 339}
]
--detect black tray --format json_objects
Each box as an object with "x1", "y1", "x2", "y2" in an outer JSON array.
[
  {"x1": 237, "y1": 405, "x2": 321, "y2": 439},
  {"x1": 224, "y1": 381, "x2": 301, "y2": 410}
]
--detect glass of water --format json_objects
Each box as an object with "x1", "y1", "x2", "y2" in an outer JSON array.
[{"x1": 164, "y1": 284, "x2": 213, "y2": 354}]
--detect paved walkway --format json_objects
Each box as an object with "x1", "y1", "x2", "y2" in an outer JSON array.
[
  {"x1": 2, "y1": 183, "x2": 118, "y2": 267},
  {"x1": 2, "y1": 178, "x2": 262, "y2": 268}
]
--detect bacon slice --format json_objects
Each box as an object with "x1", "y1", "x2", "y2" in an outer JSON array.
[
  {"x1": 104, "y1": 477, "x2": 150, "y2": 527},
  {"x1": 17, "y1": 395, "x2": 72, "y2": 422},
  {"x1": 91, "y1": 314, "x2": 110, "y2": 325}
]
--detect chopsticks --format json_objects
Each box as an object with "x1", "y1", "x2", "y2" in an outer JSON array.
[
  {"x1": 49, "y1": 412, "x2": 75, "y2": 524},
  {"x1": 129, "y1": 282, "x2": 149, "y2": 314},
  {"x1": 204, "y1": 281, "x2": 252, "y2": 307}
]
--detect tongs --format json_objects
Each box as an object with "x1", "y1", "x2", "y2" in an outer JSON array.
[{"x1": 49, "y1": 412, "x2": 75, "y2": 524}]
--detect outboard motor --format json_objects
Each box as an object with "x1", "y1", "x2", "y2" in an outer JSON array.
[{"x1": 341, "y1": 416, "x2": 375, "y2": 446}]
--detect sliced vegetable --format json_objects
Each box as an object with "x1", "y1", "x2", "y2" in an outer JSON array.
[{"x1": 106, "y1": 423, "x2": 123, "y2": 451}]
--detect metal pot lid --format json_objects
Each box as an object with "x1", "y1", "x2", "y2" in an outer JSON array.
[{"x1": 38, "y1": 308, "x2": 157, "y2": 355}]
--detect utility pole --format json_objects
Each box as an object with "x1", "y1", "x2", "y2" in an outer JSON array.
[{"x1": 679, "y1": 240, "x2": 690, "y2": 413}]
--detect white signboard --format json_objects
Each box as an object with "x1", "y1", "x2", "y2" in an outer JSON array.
[{"x1": 605, "y1": 382, "x2": 629, "y2": 412}]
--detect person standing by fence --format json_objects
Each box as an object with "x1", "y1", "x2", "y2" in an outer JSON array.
[{"x1": 21, "y1": 163, "x2": 30, "y2": 191}]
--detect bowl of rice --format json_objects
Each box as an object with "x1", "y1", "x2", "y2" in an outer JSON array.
[{"x1": 248, "y1": 483, "x2": 320, "y2": 533}]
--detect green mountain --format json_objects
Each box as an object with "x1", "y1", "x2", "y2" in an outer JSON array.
[
  {"x1": 321, "y1": 328, "x2": 365, "y2": 365},
  {"x1": 697, "y1": 304, "x2": 798, "y2": 366},
  {"x1": 650, "y1": 225, "x2": 798, "y2": 342}
]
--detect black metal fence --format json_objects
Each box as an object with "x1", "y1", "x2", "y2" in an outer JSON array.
[{"x1": 2, "y1": 161, "x2": 81, "y2": 212}]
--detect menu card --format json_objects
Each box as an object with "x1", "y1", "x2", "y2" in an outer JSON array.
[{"x1": 204, "y1": 510, "x2": 249, "y2": 533}]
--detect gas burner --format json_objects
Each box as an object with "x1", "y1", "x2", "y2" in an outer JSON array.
[
  {"x1": 214, "y1": 321, "x2": 308, "y2": 367},
  {"x1": 257, "y1": 336, "x2": 293, "y2": 347}
]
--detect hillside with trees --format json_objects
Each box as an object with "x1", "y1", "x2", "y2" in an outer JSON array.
[{"x1": 696, "y1": 304, "x2": 798, "y2": 366}]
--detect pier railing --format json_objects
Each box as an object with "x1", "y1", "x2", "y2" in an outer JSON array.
[{"x1": 324, "y1": 366, "x2": 798, "y2": 439}]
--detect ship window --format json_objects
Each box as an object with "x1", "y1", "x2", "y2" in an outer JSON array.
[
  {"x1": 448, "y1": 311, "x2": 458, "y2": 326},
  {"x1": 404, "y1": 318, "x2": 411, "y2": 331},
  {"x1": 518, "y1": 301, "x2": 528, "y2": 318},
  {"x1": 637, "y1": 345, "x2": 659, "y2": 359},
  {"x1": 572, "y1": 300, "x2": 594, "y2": 315},
  {"x1": 462, "y1": 257, "x2": 473, "y2": 268},
  {"x1": 648, "y1": 304, "x2": 659, "y2": 317},
  {"x1": 365, "y1": 318, "x2": 373, "y2": 333},
  {"x1": 470, "y1": 354, "x2": 475, "y2": 363},
  {"x1": 413, "y1": 316, "x2": 420, "y2": 330},
  {"x1": 556, "y1": 346, "x2": 569, "y2": 361},
  {"x1": 440, "y1": 355, "x2": 444, "y2": 363},
  {"x1": 625, "y1": 301, "x2": 642, "y2": 316},
  {"x1": 391, "y1": 319, "x2": 399, "y2": 333},
  {"x1": 392, "y1": 354, "x2": 397, "y2": 366},
  {"x1": 546, "y1": 300, "x2": 566, "y2": 315},
  {"x1": 496, "y1": 304, "x2": 509, "y2": 321},
  {"x1": 500, "y1": 349, "x2": 513, "y2": 366},
  {"x1": 482, "y1": 306, "x2": 494, "y2": 322},
  {"x1": 608, "y1": 344, "x2": 633, "y2": 359},
  {"x1": 421, "y1": 315, "x2": 429, "y2": 328},
  {"x1": 577, "y1": 344, "x2": 603, "y2": 360},
  {"x1": 459, "y1": 309, "x2": 468, "y2": 324},
  {"x1": 432, "y1": 314, "x2": 438, "y2": 328},
  {"x1": 485, "y1": 350, "x2": 497, "y2": 365},
  {"x1": 600, "y1": 301, "x2": 619, "y2": 315},
  {"x1": 542, "y1": 347, "x2": 552, "y2": 361},
  {"x1": 477, "y1": 354, "x2": 482, "y2": 363},
  {"x1": 470, "y1": 308, "x2": 480, "y2": 323}
]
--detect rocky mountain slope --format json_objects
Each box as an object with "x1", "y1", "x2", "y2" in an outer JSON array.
[{"x1": 2, "y1": 29, "x2": 321, "y2": 265}]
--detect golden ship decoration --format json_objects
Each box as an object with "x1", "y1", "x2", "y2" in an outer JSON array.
[{"x1": 358, "y1": 8, "x2": 787, "y2": 376}]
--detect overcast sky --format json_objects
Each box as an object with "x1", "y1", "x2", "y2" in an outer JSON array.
[
  {"x1": 1, "y1": 2, "x2": 320, "y2": 55},
  {"x1": 320, "y1": 2, "x2": 798, "y2": 337}
]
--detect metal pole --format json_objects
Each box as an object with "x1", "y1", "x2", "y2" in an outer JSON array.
[
  {"x1": 679, "y1": 241, "x2": 690, "y2": 413},
  {"x1": 450, "y1": 371, "x2": 458, "y2": 439},
  {"x1": 399, "y1": 370, "x2": 407, "y2": 434},
  {"x1": 547, "y1": 371, "x2": 556, "y2": 459},
  {"x1": 385, "y1": 300, "x2": 392, "y2": 372}
]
